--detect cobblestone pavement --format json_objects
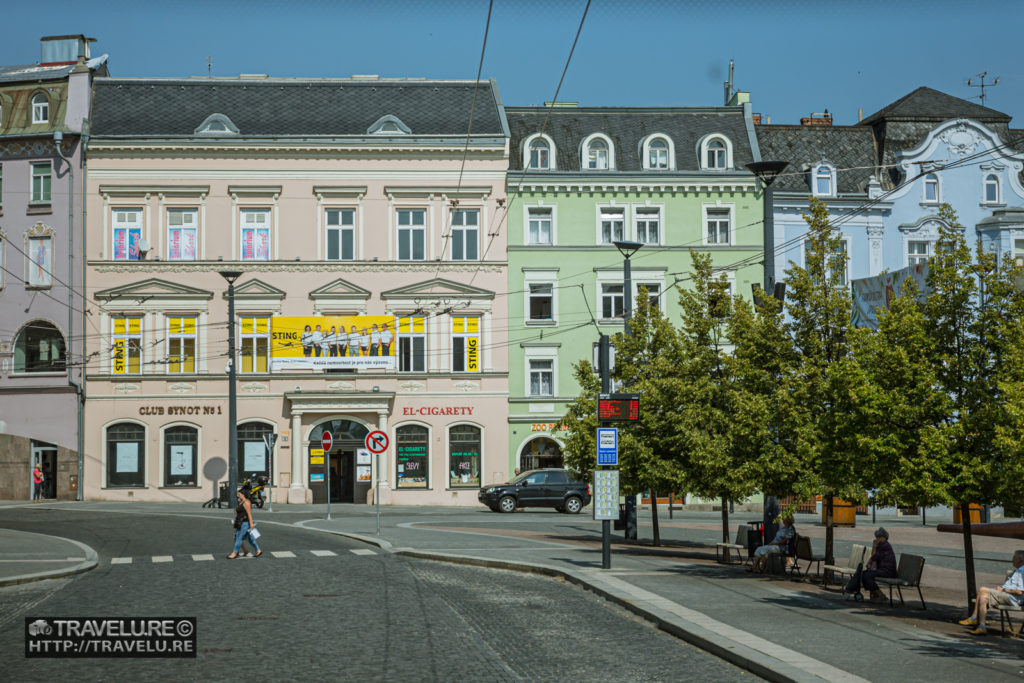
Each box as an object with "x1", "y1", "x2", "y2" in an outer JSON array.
[{"x1": 0, "y1": 509, "x2": 750, "y2": 681}]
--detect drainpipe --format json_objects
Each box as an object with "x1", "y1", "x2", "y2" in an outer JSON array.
[{"x1": 54, "y1": 130, "x2": 85, "y2": 501}]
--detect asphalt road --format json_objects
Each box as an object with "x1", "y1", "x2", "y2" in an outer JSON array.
[{"x1": 0, "y1": 508, "x2": 752, "y2": 681}]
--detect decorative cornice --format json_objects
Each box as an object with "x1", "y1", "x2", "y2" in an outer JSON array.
[
  {"x1": 508, "y1": 178, "x2": 756, "y2": 194},
  {"x1": 167, "y1": 382, "x2": 195, "y2": 394},
  {"x1": 313, "y1": 185, "x2": 368, "y2": 199},
  {"x1": 26, "y1": 221, "x2": 54, "y2": 237},
  {"x1": 98, "y1": 184, "x2": 210, "y2": 197},
  {"x1": 227, "y1": 185, "x2": 282, "y2": 198},
  {"x1": 91, "y1": 261, "x2": 505, "y2": 274},
  {"x1": 240, "y1": 381, "x2": 269, "y2": 393},
  {"x1": 384, "y1": 185, "x2": 492, "y2": 199}
]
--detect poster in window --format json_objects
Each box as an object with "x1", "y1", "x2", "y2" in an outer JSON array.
[
  {"x1": 243, "y1": 228, "x2": 254, "y2": 260},
  {"x1": 396, "y1": 438, "x2": 428, "y2": 488},
  {"x1": 114, "y1": 228, "x2": 142, "y2": 260},
  {"x1": 356, "y1": 448, "x2": 372, "y2": 465},
  {"x1": 170, "y1": 445, "x2": 193, "y2": 476},
  {"x1": 115, "y1": 442, "x2": 139, "y2": 473},
  {"x1": 356, "y1": 465, "x2": 371, "y2": 482},
  {"x1": 28, "y1": 237, "x2": 52, "y2": 287},
  {"x1": 256, "y1": 229, "x2": 269, "y2": 260},
  {"x1": 112, "y1": 338, "x2": 126, "y2": 374},
  {"x1": 243, "y1": 441, "x2": 266, "y2": 473}
]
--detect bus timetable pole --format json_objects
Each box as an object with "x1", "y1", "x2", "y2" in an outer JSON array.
[{"x1": 599, "y1": 333, "x2": 611, "y2": 570}]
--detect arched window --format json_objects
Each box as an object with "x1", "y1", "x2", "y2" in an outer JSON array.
[
  {"x1": 648, "y1": 138, "x2": 669, "y2": 169},
  {"x1": 165, "y1": 425, "x2": 198, "y2": 487},
  {"x1": 107, "y1": 422, "x2": 145, "y2": 487},
  {"x1": 814, "y1": 165, "x2": 834, "y2": 196},
  {"x1": 32, "y1": 93, "x2": 49, "y2": 124},
  {"x1": 14, "y1": 321, "x2": 65, "y2": 373},
  {"x1": 529, "y1": 138, "x2": 550, "y2": 170},
  {"x1": 395, "y1": 424, "x2": 429, "y2": 489},
  {"x1": 984, "y1": 174, "x2": 1000, "y2": 203},
  {"x1": 238, "y1": 421, "x2": 275, "y2": 477},
  {"x1": 586, "y1": 138, "x2": 609, "y2": 170},
  {"x1": 706, "y1": 139, "x2": 726, "y2": 169},
  {"x1": 449, "y1": 424, "x2": 481, "y2": 489},
  {"x1": 923, "y1": 174, "x2": 939, "y2": 203}
]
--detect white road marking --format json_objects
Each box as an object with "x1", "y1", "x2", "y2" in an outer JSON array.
[
  {"x1": 110, "y1": 557, "x2": 132, "y2": 565},
  {"x1": 192, "y1": 554, "x2": 215, "y2": 561},
  {"x1": 152, "y1": 556, "x2": 173, "y2": 563},
  {"x1": 311, "y1": 550, "x2": 337, "y2": 557},
  {"x1": 350, "y1": 549, "x2": 376, "y2": 556},
  {"x1": 271, "y1": 551, "x2": 296, "y2": 558}
]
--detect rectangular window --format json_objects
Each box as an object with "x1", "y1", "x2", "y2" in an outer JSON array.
[
  {"x1": 1014, "y1": 239, "x2": 1024, "y2": 268},
  {"x1": 397, "y1": 209, "x2": 426, "y2": 261},
  {"x1": 112, "y1": 209, "x2": 143, "y2": 261},
  {"x1": 28, "y1": 235, "x2": 52, "y2": 288},
  {"x1": 241, "y1": 209, "x2": 270, "y2": 261},
  {"x1": 397, "y1": 315, "x2": 426, "y2": 372},
  {"x1": 529, "y1": 359, "x2": 554, "y2": 397},
  {"x1": 600, "y1": 208, "x2": 624, "y2": 244},
  {"x1": 635, "y1": 209, "x2": 660, "y2": 244},
  {"x1": 112, "y1": 317, "x2": 142, "y2": 375},
  {"x1": 706, "y1": 208, "x2": 730, "y2": 245},
  {"x1": 396, "y1": 426, "x2": 429, "y2": 489},
  {"x1": 638, "y1": 283, "x2": 661, "y2": 310},
  {"x1": 831, "y1": 241, "x2": 849, "y2": 287},
  {"x1": 32, "y1": 96, "x2": 48, "y2": 124},
  {"x1": 31, "y1": 162, "x2": 51, "y2": 203},
  {"x1": 450, "y1": 209, "x2": 479, "y2": 261},
  {"x1": 908, "y1": 241, "x2": 930, "y2": 266},
  {"x1": 451, "y1": 316, "x2": 480, "y2": 373},
  {"x1": 601, "y1": 283, "x2": 624, "y2": 319},
  {"x1": 167, "y1": 316, "x2": 197, "y2": 374},
  {"x1": 528, "y1": 283, "x2": 553, "y2": 321},
  {"x1": 240, "y1": 316, "x2": 270, "y2": 373},
  {"x1": 527, "y1": 208, "x2": 552, "y2": 245},
  {"x1": 326, "y1": 209, "x2": 355, "y2": 260},
  {"x1": 167, "y1": 209, "x2": 197, "y2": 261},
  {"x1": 448, "y1": 425, "x2": 481, "y2": 488}
]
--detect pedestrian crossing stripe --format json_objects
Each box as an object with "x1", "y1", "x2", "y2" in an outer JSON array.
[
  {"x1": 349, "y1": 549, "x2": 375, "y2": 556},
  {"x1": 193, "y1": 554, "x2": 215, "y2": 561},
  {"x1": 152, "y1": 556, "x2": 173, "y2": 563},
  {"x1": 105, "y1": 549, "x2": 377, "y2": 564},
  {"x1": 271, "y1": 551, "x2": 296, "y2": 558},
  {"x1": 311, "y1": 550, "x2": 337, "y2": 557},
  {"x1": 111, "y1": 557, "x2": 132, "y2": 564}
]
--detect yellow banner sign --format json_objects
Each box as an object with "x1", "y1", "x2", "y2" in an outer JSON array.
[{"x1": 271, "y1": 316, "x2": 396, "y2": 370}]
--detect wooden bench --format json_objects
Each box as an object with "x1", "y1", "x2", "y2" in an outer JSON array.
[
  {"x1": 790, "y1": 534, "x2": 825, "y2": 579},
  {"x1": 716, "y1": 524, "x2": 750, "y2": 565},
  {"x1": 822, "y1": 544, "x2": 867, "y2": 600},
  {"x1": 876, "y1": 553, "x2": 926, "y2": 609},
  {"x1": 993, "y1": 569, "x2": 1024, "y2": 637}
]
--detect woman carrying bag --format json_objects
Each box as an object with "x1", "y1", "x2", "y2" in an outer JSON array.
[{"x1": 227, "y1": 483, "x2": 262, "y2": 559}]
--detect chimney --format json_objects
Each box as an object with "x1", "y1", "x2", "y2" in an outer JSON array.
[
  {"x1": 752, "y1": 113, "x2": 763, "y2": 125},
  {"x1": 41, "y1": 35, "x2": 93, "y2": 66},
  {"x1": 800, "y1": 109, "x2": 833, "y2": 127},
  {"x1": 858, "y1": 108, "x2": 863, "y2": 122}
]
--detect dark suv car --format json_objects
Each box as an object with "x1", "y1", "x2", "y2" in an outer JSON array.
[{"x1": 478, "y1": 468, "x2": 591, "y2": 514}]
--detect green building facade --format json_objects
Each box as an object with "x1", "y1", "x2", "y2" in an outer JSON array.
[{"x1": 503, "y1": 99, "x2": 764, "y2": 484}]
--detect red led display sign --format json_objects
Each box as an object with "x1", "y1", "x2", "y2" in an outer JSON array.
[{"x1": 597, "y1": 393, "x2": 639, "y2": 422}]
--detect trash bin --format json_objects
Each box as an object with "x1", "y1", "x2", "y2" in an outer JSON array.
[
  {"x1": 218, "y1": 482, "x2": 230, "y2": 508},
  {"x1": 748, "y1": 521, "x2": 765, "y2": 557}
]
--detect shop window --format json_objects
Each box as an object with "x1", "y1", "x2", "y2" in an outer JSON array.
[
  {"x1": 164, "y1": 425, "x2": 198, "y2": 487},
  {"x1": 240, "y1": 316, "x2": 270, "y2": 373},
  {"x1": 112, "y1": 316, "x2": 142, "y2": 374},
  {"x1": 396, "y1": 424, "x2": 429, "y2": 489},
  {"x1": 107, "y1": 422, "x2": 145, "y2": 488},
  {"x1": 14, "y1": 320, "x2": 66, "y2": 373},
  {"x1": 238, "y1": 421, "x2": 274, "y2": 478},
  {"x1": 397, "y1": 315, "x2": 426, "y2": 372},
  {"x1": 167, "y1": 315, "x2": 197, "y2": 374},
  {"x1": 451, "y1": 315, "x2": 481, "y2": 372},
  {"x1": 449, "y1": 425, "x2": 481, "y2": 488}
]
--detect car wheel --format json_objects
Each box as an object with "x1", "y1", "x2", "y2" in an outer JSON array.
[
  {"x1": 498, "y1": 496, "x2": 517, "y2": 513},
  {"x1": 564, "y1": 496, "x2": 583, "y2": 514}
]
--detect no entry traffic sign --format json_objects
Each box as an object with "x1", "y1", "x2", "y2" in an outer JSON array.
[
  {"x1": 321, "y1": 431, "x2": 333, "y2": 452},
  {"x1": 365, "y1": 430, "x2": 389, "y2": 454}
]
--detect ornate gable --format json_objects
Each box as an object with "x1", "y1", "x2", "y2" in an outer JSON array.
[
  {"x1": 381, "y1": 277, "x2": 494, "y2": 300},
  {"x1": 308, "y1": 278, "x2": 371, "y2": 313},
  {"x1": 94, "y1": 278, "x2": 213, "y2": 312}
]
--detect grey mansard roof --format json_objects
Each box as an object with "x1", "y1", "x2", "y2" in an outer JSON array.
[
  {"x1": 755, "y1": 125, "x2": 878, "y2": 194},
  {"x1": 89, "y1": 77, "x2": 508, "y2": 139},
  {"x1": 505, "y1": 106, "x2": 754, "y2": 173},
  {"x1": 860, "y1": 86, "x2": 1010, "y2": 125}
]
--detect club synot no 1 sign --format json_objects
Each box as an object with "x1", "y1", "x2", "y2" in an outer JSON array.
[{"x1": 365, "y1": 430, "x2": 389, "y2": 454}]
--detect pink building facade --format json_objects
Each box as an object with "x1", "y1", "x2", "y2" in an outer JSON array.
[{"x1": 83, "y1": 76, "x2": 510, "y2": 505}]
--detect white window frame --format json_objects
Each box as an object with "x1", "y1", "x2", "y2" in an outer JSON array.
[
  {"x1": 634, "y1": 281, "x2": 665, "y2": 315},
  {"x1": 31, "y1": 93, "x2": 49, "y2": 124},
  {"x1": 325, "y1": 208, "x2": 356, "y2": 261},
  {"x1": 1015, "y1": 239, "x2": 1024, "y2": 268},
  {"x1": 632, "y1": 204, "x2": 663, "y2": 245},
  {"x1": 805, "y1": 237, "x2": 850, "y2": 287},
  {"x1": 239, "y1": 315, "x2": 271, "y2": 374},
  {"x1": 31, "y1": 161, "x2": 51, "y2": 203},
  {"x1": 166, "y1": 315, "x2": 198, "y2": 374},
  {"x1": 112, "y1": 208, "x2": 143, "y2": 261},
  {"x1": 396, "y1": 208, "x2": 427, "y2": 261},
  {"x1": 526, "y1": 282, "x2": 555, "y2": 324},
  {"x1": 449, "y1": 208, "x2": 480, "y2": 261},
  {"x1": 907, "y1": 240, "x2": 931, "y2": 267},
  {"x1": 702, "y1": 203, "x2": 734, "y2": 246},
  {"x1": 111, "y1": 316, "x2": 143, "y2": 375},
  {"x1": 641, "y1": 134, "x2": 675, "y2": 170},
  {"x1": 396, "y1": 315, "x2": 427, "y2": 373},
  {"x1": 27, "y1": 234, "x2": 53, "y2": 288},
  {"x1": 525, "y1": 204, "x2": 555, "y2": 245},
  {"x1": 597, "y1": 205, "x2": 626, "y2": 245},
  {"x1": 581, "y1": 133, "x2": 615, "y2": 171},
  {"x1": 524, "y1": 133, "x2": 556, "y2": 170},
  {"x1": 240, "y1": 208, "x2": 271, "y2": 261},
  {"x1": 527, "y1": 357, "x2": 555, "y2": 397},
  {"x1": 166, "y1": 208, "x2": 198, "y2": 261},
  {"x1": 922, "y1": 173, "x2": 940, "y2": 204},
  {"x1": 813, "y1": 163, "x2": 836, "y2": 197},
  {"x1": 698, "y1": 134, "x2": 733, "y2": 170},
  {"x1": 599, "y1": 282, "x2": 625, "y2": 320},
  {"x1": 450, "y1": 315, "x2": 481, "y2": 373},
  {"x1": 983, "y1": 173, "x2": 1001, "y2": 205}
]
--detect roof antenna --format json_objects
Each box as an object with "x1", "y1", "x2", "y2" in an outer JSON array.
[
  {"x1": 723, "y1": 59, "x2": 735, "y2": 105},
  {"x1": 967, "y1": 71, "x2": 998, "y2": 107},
  {"x1": 206, "y1": 55, "x2": 212, "y2": 76}
]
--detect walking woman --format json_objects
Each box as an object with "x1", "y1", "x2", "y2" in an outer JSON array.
[{"x1": 227, "y1": 483, "x2": 261, "y2": 559}]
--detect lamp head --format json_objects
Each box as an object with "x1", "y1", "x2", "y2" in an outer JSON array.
[
  {"x1": 612, "y1": 240, "x2": 643, "y2": 259},
  {"x1": 746, "y1": 161, "x2": 789, "y2": 187},
  {"x1": 219, "y1": 270, "x2": 243, "y2": 284}
]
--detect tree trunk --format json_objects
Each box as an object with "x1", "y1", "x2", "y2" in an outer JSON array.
[
  {"x1": 961, "y1": 502, "x2": 978, "y2": 612},
  {"x1": 721, "y1": 496, "x2": 730, "y2": 543},
  {"x1": 651, "y1": 490, "x2": 661, "y2": 546},
  {"x1": 824, "y1": 495, "x2": 835, "y2": 583}
]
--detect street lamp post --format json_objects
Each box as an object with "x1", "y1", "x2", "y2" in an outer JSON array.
[
  {"x1": 612, "y1": 240, "x2": 642, "y2": 540},
  {"x1": 221, "y1": 271, "x2": 243, "y2": 501},
  {"x1": 745, "y1": 161, "x2": 788, "y2": 548}
]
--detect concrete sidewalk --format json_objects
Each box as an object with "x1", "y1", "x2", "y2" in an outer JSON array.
[
  {"x1": 5, "y1": 501, "x2": 1024, "y2": 682},
  {"x1": 0, "y1": 525, "x2": 98, "y2": 587}
]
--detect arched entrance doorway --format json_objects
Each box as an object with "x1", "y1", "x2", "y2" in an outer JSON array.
[
  {"x1": 519, "y1": 436, "x2": 564, "y2": 472},
  {"x1": 308, "y1": 419, "x2": 370, "y2": 504}
]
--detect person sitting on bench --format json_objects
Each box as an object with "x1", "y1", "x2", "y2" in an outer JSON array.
[
  {"x1": 749, "y1": 515, "x2": 795, "y2": 574},
  {"x1": 959, "y1": 549, "x2": 1024, "y2": 635}
]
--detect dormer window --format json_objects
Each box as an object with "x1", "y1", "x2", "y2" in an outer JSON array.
[
  {"x1": 529, "y1": 138, "x2": 550, "y2": 169},
  {"x1": 367, "y1": 114, "x2": 411, "y2": 135},
  {"x1": 812, "y1": 163, "x2": 836, "y2": 197},
  {"x1": 582, "y1": 133, "x2": 614, "y2": 170},
  {"x1": 984, "y1": 174, "x2": 1000, "y2": 204},
  {"x1": 640, "y1": 135, "x2": 674, "y2": 170},
  {"x1": 32, "y1": 93, "x2": 48, "y2": 124},
  {"x1": 923, "y1": 173, "x2": 939, "y2": 203},
  {"x1": 194, "y1": 113, "x2": 239, "y2": 135},
  {"x1": 698, "y1": 134, "x2": 733, "y2": 170}
]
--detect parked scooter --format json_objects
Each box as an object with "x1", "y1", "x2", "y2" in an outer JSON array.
[{"x1": 243, "y1": 474, "x2": 270, "y2": 509}]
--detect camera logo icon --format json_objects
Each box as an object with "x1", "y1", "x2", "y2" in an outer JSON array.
[{"x1": 28, "y1": 619, "x2": 53, "y2": 636}]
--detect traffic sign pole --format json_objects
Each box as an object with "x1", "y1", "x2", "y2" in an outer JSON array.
[
  {"x1": 262, "y1": 433, "x2": 278, "y2": 513},
  {"x1": 364, "y1": 430, "x2": 389, "y2": 535},
  {"x1": 322, "y1": 432, "x2": 333, "y2": 520}
]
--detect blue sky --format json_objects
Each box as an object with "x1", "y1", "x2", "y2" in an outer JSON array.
[{"x1": 2, "y1": 0, "x2": 1022, "y2": 126}]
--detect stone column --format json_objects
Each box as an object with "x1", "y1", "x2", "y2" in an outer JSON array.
[
  {"x1": 288, "y1": 412, "x2": 307, "y2": 503},
  {"x1": 867, "y1": 225, "x2": 884, "y2": 276}
]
